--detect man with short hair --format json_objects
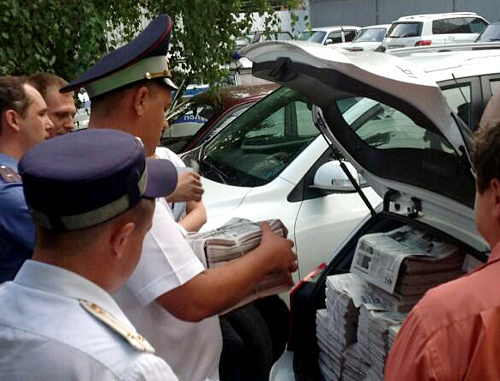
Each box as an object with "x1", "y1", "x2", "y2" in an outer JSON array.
[
  {"x1": 61, "y1": 14, "x2": 298, "y2": 381},
  {"x1": 0, "y1": 76, "x2": 53, "y2": 283},
  {"x1": 29, "y1": 72, "x2": 76, "y2": 137},
  {"x1": 0, "y1": 128, "x2": 179, "y2": 380},
  {"x1": 385, "y1": 121, "x2": 500, "y2": 380}
]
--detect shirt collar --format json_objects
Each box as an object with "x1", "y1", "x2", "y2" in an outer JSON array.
[
  {"x1": 0, "y1": 153, "x2": 18, "y2": 171},
  {"x1": 14, "y1": 260, "x2": 136, "y2": 331}
]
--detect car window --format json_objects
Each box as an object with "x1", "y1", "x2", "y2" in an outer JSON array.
[
  {"x1": 490, "y1": 79, "x2": 500, "y2": 95},
  {"x1": 341, "y1": 97, "x2": 455, "y2": 153},
  {"x1": 432, "y1": 17, "x2": 485, "y2": 34},
  {"x1": 201, "y1": 87, "x2": 319, "y2": 187},
  {"x1": 387, "y1": 22, "x2": 422, "y2": 38},
  {"x1": 353, "y1": 28, "x2": 387, "y2": 42},
  {"x1": 309, "y1": 31, "x2": 327, "y2": 43},
  {"x1": 469, "y1": 17, "x2": 489, "y2": 34},
  {"x1": 297, "y1": 31, "x2": 313, "y2": 41},
  {"x1": 440, "y1": 83, "x2": 472, "y2": 126},
  {"x1": 326, "y1": 31, "x2": 342, "y2": 44},
  {"x1": 478, "y1": 24, "x2": 500, "y2": 41},
  {"x1": 344, "y1": 30, "x2": 357, "y2": 42}
]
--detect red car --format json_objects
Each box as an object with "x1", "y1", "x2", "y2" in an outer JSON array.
[{"x1": 162, "y1": 83, "x2": 277, "y2": 153}]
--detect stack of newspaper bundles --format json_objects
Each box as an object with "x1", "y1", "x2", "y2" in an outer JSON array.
[
  {"x1": 351, "y1": 225, "x2": 465, "y2": 308},
  {"x1": 317, "y1": 225, "x2": 466, "y2": 380},
  {"x1": 186, "y1": 218, "x2": 291, "y2": 313}
]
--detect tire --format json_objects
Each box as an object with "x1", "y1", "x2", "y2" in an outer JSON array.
[
  {"x1": 253, "y1": 295, "x2": 290, "y2": 363},
  {"x1": 220, "y1": 303, "x2": 274, "y2": 381}
]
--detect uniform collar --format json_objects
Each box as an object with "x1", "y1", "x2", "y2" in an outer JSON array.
[
  {"x1": 14, "y1": 260, "x2": 136, "y2": 331},
  {"x1": 0, "y1": 153, "x2": 19, "y2": 170}
]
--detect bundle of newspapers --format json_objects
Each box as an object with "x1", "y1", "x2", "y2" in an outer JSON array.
[
  {"x1": 357, "y1": 304, "x2": 406, "y2": 381},
  {"x1": 351, "y1": 225, "x2": 465, "y2": 301},
  {"x1": 186, "y1": 218, "x2": 291, "y2": 313}
]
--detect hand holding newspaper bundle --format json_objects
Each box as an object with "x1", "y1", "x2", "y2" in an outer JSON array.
[{"x1": 186, "y1": 218, "x2": 292, "y2": 314}]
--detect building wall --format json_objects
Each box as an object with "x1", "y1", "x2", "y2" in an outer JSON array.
[{"x1": 309, "y1": 0, "x2": 500, "y2": 28}]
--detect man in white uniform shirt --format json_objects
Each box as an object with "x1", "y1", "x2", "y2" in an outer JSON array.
[
  {"x1": 0, "y1": 128, "x2": 179, "y2": 380},
  {"x1": 62, "y1": 14, "x2": 298, "y2": 381}
]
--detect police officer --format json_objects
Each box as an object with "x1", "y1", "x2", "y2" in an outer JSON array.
[
  {"x1": 0, "y1": 129, "x2": 179, "y2": 380},
  {"x1": 0, "y1": 76, "x2": 53, "y2": 283},
  {"x1": 61, "y1": 14, "x2": 297, "y2": 380}
]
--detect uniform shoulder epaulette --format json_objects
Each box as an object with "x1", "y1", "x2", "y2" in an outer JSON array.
[
  {"x1": 80, "y1": 300, "x2": 155, "y2": 353},
  {"x1": 0, "y1": 165, "x2": 22, "y2": 184}
]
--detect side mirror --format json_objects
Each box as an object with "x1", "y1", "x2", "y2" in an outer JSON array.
[
  {"x1": 324, "y1": 38, "x2": 333, "y2": 45},
  {"x1": 312, "y1": 160, "x2": 358, "y2": 192}
]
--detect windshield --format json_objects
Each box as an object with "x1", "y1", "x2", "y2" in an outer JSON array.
[
  {"x1": 308, "y1": 31, "x2": 327, "y2": 43},
  {"x1": 352, "y1": 27, "x2": 388, "y2": 42},
  {"x1": 200, "y1": 87, "x2": 319, "y2": 187},
  {"x1": 478, "y1": 24, "x2": 500, "y2": 41},
  {"x1": 387, "y1": 22, "x2": 422, "y2": 38},
  {"x1": 297, "y1": 31, "x2": 313, "y2": 41}
]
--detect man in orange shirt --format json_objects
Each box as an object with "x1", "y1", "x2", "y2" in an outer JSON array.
[{"x1": 385, "y1": 121, "x2": 500, "y2": 380}]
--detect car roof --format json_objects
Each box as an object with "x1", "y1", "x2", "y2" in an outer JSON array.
[
  {"x1": 310, "y1": 25, "x2": 361, "y2": 33},
  {"x1": 359, "y1": 24, "x2": 391, "y2": 30},
  {"x1": 394, "y1": 12, "x2": 485, "y2": 22},
  {"x1": 388, "y1": 43, "x2": 500, "y2": 80}
]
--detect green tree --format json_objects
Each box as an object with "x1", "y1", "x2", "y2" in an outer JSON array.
[{"x1": 0, "y1": 0, "x2": 299, "y2": 87}]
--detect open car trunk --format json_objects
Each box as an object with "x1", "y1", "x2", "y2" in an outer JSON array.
[{"x1": 288, "y1": 211, "x2": 487, "y2": 380}]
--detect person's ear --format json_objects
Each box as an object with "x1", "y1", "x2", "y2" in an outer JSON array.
[
  {"x1": 132, "y1": 86, "x2": 150, "y2": 117},
  {"x1": 3, "y1": 109, "x2": 22, "y2": 132},
  {"x1": 109, "y1": 222, "x2": 136, "y2": 259},
  {"x1": 491, "y1": 178, "x2": 500, "y2": 219}
]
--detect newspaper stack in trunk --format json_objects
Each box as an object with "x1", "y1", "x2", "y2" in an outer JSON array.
[
  {"x1": 357, "y1": 304, "x2": 406, "y2": 381},
  {"x1": 342, "y1": 343, "x2": 369, "y2": 381},
  {"x1": 186, "y1": 218, "x2": 291, "y2": 313},
  {"x1": 351, "y1": 225, "x2": 464, "y2": 304},
  {"x1": 317, "y1": 273, "x2": 373, "y2": 380}
]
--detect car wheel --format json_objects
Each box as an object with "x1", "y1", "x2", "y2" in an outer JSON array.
[
  {"x1": 253, "y1": 295, "x2": 290, "y2": 363},
  {"x1": 220, "y1": 303, "x2": 274, "y2": 381}
]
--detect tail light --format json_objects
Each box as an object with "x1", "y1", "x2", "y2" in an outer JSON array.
[
  {"x1": 415, "y1": 40, "x2": 432, "y2": 46},
  {"x1": 288, "y1": 262, "x2": 327, "y2": 348}
]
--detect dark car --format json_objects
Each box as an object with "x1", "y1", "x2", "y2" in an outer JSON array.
[
  {"x1": 476, "y1": 21, "x2": 500, "y2": 42},
  {"x1": 161, "y1": 83, "x2": 277, "y2": 153}
]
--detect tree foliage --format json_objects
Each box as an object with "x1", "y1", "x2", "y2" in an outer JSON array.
[{"x1": 0, "y1": 0, "x2": 300, "y2": 87}]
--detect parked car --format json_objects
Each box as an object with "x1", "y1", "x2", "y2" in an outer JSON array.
[
  {"x1": 183, "y1": 81, "x2": 382, "y2": 282},
  {"x1": 476, "y1": 21, "x2": 500, "y2": 42},
  {"x1": 241, "y1": 40, "x2": 500, "y2": 380},
  {"x1": 235, "y1": 31, "x2": 294, "y2": 51},
  {"x1": 383, "y1": 12, "x2": 488, "y2": 49},
  {"x1": 297, "y1": 26, "x2": 360, "y2": 45},
  {"x1": 162, "y1": 84, "x2": 276, "y2": 153},
  {"x1": 334, "y1": 24, "x2": 391, "y2": 52}
]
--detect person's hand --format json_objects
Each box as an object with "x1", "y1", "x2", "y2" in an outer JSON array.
[
  {"x1": 259, "y1": 222, "x2": 298, "y2": 276},
  {"x1": 166, "y1": 171, "x2": 204, "y2": 203}
]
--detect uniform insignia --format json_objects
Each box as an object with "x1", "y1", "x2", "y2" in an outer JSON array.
[
  {"x1": 0, "y1": 165, "x2": 22, "y2": 183},
  {"x1": 80, "y1": 300, "x2": 155, "y2": 353}
]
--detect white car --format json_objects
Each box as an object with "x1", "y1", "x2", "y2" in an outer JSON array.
[
  {"x1": 383, "y1": 12, "x2": 488, "y2": 49},
  {"x1": 184, "y1": 87, "x2": 382, "y2": 281},
  {"x1": 239, "y1": 40, "x2": 500, "y2": 380},
  {"x1": 334, "y1": 24, "x2": 391, "y2": 52},
  {"x1": 185, "y1": 42, "x2": 500, "y2": 283},
  {"x1": 297, "y1": 26, "x2": 360, "y2": 46}
]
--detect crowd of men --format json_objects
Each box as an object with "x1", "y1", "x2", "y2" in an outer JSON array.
[{"x1": 1, "y1": 11, "x2": 500, "y2": 381}]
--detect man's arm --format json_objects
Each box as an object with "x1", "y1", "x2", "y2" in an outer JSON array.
[
  {"x1": 178, "y1": 200, "x2": 207, "y2": 232},
  {"x1": 156, "y1": 222, "x2": 297, "y2": 322}
]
